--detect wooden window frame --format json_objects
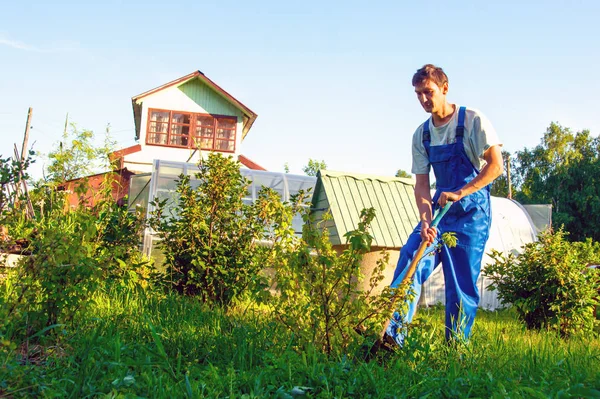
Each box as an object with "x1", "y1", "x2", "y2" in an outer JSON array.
[{"x1": 145, "y1": 108, "x2": 237, "y2": 153}]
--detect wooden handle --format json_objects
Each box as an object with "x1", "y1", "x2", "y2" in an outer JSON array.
[
  {"x1": 379, "y1": 240, "x2": 428, "y2": 339},
  {"x1": 378, "y1": 201, "x2": 454, "y2": 340}
]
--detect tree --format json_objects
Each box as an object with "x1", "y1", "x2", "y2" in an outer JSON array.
[
  {"x1": 302, "y1": 159, "x2": 327, "y2": 177},
  {"x1": 490, "y1": 150, "x2": 512, "y2": 197},
  {"x1": 395, "y1": 169, "x2": 412, "y2": 179},
  {"x1": 511, "y1": 122, "x2": 600, "y2": 241},
  {"x1": 46, "y1": 123, "x2": 114, "y2": 184}
]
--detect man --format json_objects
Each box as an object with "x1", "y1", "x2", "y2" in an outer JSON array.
[{"x1": 386, "y1": 64, "x2": 503, "y2": 346}]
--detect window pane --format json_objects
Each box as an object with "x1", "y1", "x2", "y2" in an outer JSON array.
[
  {"x1": 253, "y1": 174, "x2": 284, "y2": 199},
  {"x1": 169, "y1": 135, "x2": 188, "y2": 146},
  {"x1": 201, "y1": 138, "x2": 213, "y2": 149},
  {"x1": 216, "y1": 129, "x2": 234, "y2": 140},
  {"x1": 194, "y1": 126, "x2": 214, "y2": 137},
  {"x1": 157, "y1": 165, "x2": 185, "y2": 177},
  {"x1": 196, "y1": 115, "x2": 214, "y2": 126},
  {"x1": 148, "y1": 133, "x2": 167, "y2": 144},
  {"x1": 150, "y1": 111, "x2": 170, "y2": 122},
  {"x1": 171, "y1": 124, "x2": 190, "y2": 135},
  {"x1": 149, "y1": 122, "x2": 168, "y2": 133},
  {"x1": 172, "y1": 113, "x2": 191, "y2": 124},
  {"x1": 287, "y1": 177, "x2": 317, "y2": 194},
  {"x1": 216, "y1": 140, "x2": 234, "y2": 152},
  {"x1": 217, "y1": 118, "x2": 236, "y2": 129}
]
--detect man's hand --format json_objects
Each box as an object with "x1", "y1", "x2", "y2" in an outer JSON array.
[
  {"x1": 420, "y1": 221, "x2": 437, "y2": 246},
  {"x1": 438, "y1": 191, "x2": 461, "y2": 208}
]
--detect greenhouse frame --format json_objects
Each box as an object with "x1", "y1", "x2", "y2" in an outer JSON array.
[{"x1": 127, "y1": 159, "x2": 317, "y2": 261}]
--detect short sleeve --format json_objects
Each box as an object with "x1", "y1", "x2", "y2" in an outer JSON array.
[
  {"x1": 469, "y1": 111, "x2": 502, "y2": 160},
  {"x1": 411, "y1": 125, "x2": 430, "y2": 174}
]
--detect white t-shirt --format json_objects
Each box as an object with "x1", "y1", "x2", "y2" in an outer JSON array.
[{"x1": 411, "y1": 106, "x2": 502, "y2": 175}]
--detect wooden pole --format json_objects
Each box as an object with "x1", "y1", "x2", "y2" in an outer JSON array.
[
  {"x1": 14, "y1": 145, "x2": 34, "y2": 219},
  {"x1": 63, "y1": 112, "x2": 69, "y2": 136},
  {"x1": 20, "y1": 107, "x2": 33, "y2": 163},
  {"x1": 61, "y1": 113, "x2": 68, "y2": 183},
  {"x1": 13, "y1": 108, "x2": 33, "y2": 202}
]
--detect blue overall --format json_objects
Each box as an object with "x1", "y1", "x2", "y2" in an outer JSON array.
[{"x1": 387, "y1": 106, "x2": 491, "y2": 344}]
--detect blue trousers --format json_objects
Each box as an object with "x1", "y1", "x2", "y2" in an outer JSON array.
[{"x1": 387, "y1": 223, "x2": 486, "y2": 343}]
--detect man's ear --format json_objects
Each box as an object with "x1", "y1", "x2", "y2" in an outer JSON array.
[{"x1": 442, "y1": 82, "x2": 449, "y2": 95}]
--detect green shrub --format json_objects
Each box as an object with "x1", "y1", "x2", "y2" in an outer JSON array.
[
  {"x1": 266, "y1": 206, "x2": 394, "y2": 355},
  {"x1": 92, "y1": 186, "x2": 152, "y2": 287},
  {"x1": 148, "y1": 153, "x2": 280, "y2": 307},
  {"x1": 485, "y1": 229, "x2": 600, "y2": 337},
  {"x1": 3, "y1": 181, "x2": 150, "y2": 337}
]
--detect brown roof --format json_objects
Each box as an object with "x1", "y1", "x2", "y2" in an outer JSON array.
[{"x1": 238, "y1": 155, "x2": 267, "y2": 171}]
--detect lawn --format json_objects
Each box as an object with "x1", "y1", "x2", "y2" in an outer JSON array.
[{"x1": 1, "y1": 286, "x2": 599, "y2": 398}]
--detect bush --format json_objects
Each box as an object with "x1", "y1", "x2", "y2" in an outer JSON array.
[
  {"x1": 92, "y1": 187, "x2": 152, "y2": 287},
  {"x1": 3, "y1": 178, "x2": 151, "y2": 338},
  {"x1": 266, "y1": 206, "x2": 393, "y2": 355},
  {"x1": 14, "y1": 209, "x2": 103, "y2": 329},
  {"x1": 148, "y1": 153, "x2": 280, "y2": 307},
  {"x1": 485, "y1": 229, "x2": 600, "y2": 337}
]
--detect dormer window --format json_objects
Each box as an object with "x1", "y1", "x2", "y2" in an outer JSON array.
[{"x1": 146, "y1": 108, "x2": 236, "y2": 152}]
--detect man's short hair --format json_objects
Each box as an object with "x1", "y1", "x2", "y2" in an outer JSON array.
[{"x1": 412, "y1": 64, "x2": 448, "y2": 88}]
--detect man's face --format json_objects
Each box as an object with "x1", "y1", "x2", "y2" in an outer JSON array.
[{"x1": 414, "y1": 79, "x2": 448, "y2": 114}]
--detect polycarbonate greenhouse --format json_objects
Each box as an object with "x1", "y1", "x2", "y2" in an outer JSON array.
[{"x1": 127, "y1": 160, "x2": 317, "y2": 262}]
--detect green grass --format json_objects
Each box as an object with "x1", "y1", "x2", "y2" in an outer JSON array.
[{"x1": 1, "y1": 286, "x2": 599, "y2": 398}]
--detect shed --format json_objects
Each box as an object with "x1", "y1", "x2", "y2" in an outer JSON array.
[
  {"x1": 310, "y1": 170, "x2": 420, "y2": 294},
  {"x1": 311, "y1": 170, "x2": 420, "y2": 247},
  {"x1": 58, "y1": 168, "x2": 135, "y2": 208}
]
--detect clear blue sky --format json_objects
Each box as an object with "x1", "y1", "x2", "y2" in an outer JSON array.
[{"x1": 1, "y1": 0, "x2": 598, "y2": 179}]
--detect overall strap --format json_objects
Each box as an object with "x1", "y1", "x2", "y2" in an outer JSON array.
[
  {"x1": 422, "y1": 119, "x2": 431, "y2": 156},
  {"x1": 456, "y1": 106, "x2": 467, "y2": 140}
]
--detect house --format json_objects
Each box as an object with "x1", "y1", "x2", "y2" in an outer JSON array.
[
  {"x1": 63, "y1": 70, "x2": 266, "y2": 208},
  {"x1": 111, "y1": 70, "x2": 265, "y2": 173}
]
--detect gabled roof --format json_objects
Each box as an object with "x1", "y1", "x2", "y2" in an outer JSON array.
[
  {"x1": 108, "y1": 144, "x2": 142, "y2": 162},
  {"x1": 131, "y1": 70, "x2": 257, "y2": 140},
  {"x1": 311, "y1": 170, "x2": 420, "y2": 248},
  {"x1": 238, "y1": 154, "x2": 267, "y2": 171}
]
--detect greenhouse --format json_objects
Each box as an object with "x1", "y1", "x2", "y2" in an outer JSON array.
[{"x1": 127, "y1": 159, "x2": 317, "y2": 261}]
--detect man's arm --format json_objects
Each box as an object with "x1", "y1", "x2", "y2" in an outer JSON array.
[
  {"x1": 437, "y1": 144, "x2": 504, "y2": 207},
  {"x1": 415, "y1": 173, "x2": 436, "y2": 245}
]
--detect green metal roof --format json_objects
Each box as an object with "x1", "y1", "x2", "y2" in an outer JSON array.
[{"x1": 311, "y1": 170, "x2": 420, "y2": 248}]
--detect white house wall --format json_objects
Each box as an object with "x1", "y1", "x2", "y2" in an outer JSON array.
[{"x1": 123, "y1": 80, "x2": 244, "y2": 173}]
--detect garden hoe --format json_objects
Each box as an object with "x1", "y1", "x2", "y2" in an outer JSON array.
[{"x1": 371, "y1": 200, "x2": 453, "y2": 355}]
